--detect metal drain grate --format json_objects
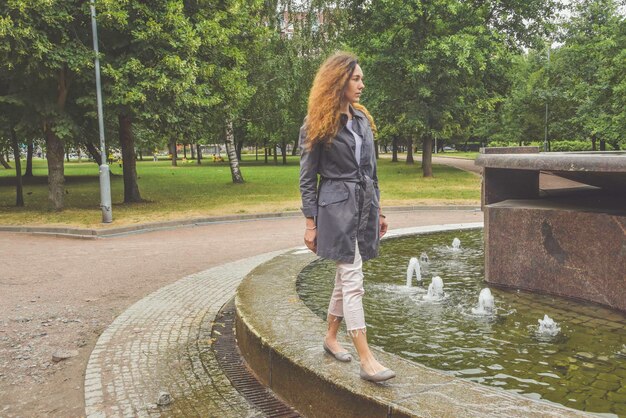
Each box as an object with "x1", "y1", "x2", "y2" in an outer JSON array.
[{"x1": 212, "y1": 299, "x2": 302, "y2": 418}]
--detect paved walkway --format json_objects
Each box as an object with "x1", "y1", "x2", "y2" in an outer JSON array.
[
  {"x1": 84, "y1": 251, "x2": 284, "y2": 417},
  {"x1": 80, "y1": 211, "x2": 483, "y2": 417},
  {"x1": 0, "y1": 206, "x2": 483, "y2": 417},
  {"x1": 82, "y1": 216, "x2": 487, "y2": 418}
]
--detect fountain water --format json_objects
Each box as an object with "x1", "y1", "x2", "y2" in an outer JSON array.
[
  {"x1": 298, "y1": 229, "x2": 626, "y2": 415},
  {"x1": 537, "y1": 314, "x2": 560, "y2": 337},
  {"x1": 451, "y1": 237, "x2": 461, "y2": 251},
  {"x1": 423, "y1": 276, "x2": 444, "y2": 301},
  {"x1": 406, "y1": 257, "x2": 422, "y2": 287},
  {"x1": 471, "y1": 288, "x2": 495, "y2": 315}
]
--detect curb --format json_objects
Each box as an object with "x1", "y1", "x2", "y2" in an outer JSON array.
[{"x1": 0, "y1": 206, "x2": 481, "y2": 239}]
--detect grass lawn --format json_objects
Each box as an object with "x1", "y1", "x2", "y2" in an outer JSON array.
[
  {"x1": 378, "y1": 151, "x2": 479, "y2": 160},
  {"x1": 0, "y1": 156, "x2": 480, "y2": 228},
  {"x1": 432, "y1": 152, "x2": 479, "y2": 159}
]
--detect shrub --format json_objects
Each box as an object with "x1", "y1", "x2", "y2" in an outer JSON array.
[{"x1": 550, "y1": 140, "x2": 593, "y2": 152}]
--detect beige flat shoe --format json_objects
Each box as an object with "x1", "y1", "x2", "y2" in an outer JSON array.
[
  {"x1": 359, "y1": 367, "x2": 396, "y2": 383},
  {"x1": 323, "y1": 341, "x2": 352, "y2": 362}
]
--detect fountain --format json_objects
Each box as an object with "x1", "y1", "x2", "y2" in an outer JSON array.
[
  {"x1": 471, "y1": 288, "x2": 495, "y2": 315},
  {"x1": 536, "y1": 314, "x2": 560, "y2": 337},
  {"x1": 451, "y1": 237, "x2": 461, "y2": 251},
  {"x1": 423, "y1": 276, "x2": 444, "y2": 301},
  {"x1": 298, "y1": 229, "x2": 626, "y2": 416},
  {"x1": 406, "y1": 257, "x2": 422, "y2": 287}
]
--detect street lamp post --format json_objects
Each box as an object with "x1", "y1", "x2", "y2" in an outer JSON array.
[
  {"x1": 544, "y1": 44, "x2": 550, "y2": 153},
  {"x1": 90, "y1": 0, "x2": 112, "y2": 223}
]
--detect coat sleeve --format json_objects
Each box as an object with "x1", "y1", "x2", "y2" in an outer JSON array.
[
  {"x1": 299, "y1": 124, "x2": 320, "y2": 218},
  {"x1": 373, "y1": 160, "x2": 381, "y2": 203}
]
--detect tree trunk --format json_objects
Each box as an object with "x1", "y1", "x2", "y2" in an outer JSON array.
[
  {"x1": 42, "y1": 65, "x2": 71, "y2": 210},
  {"x1": 421, "y1": 135, "x2": 433, "y2": 177},
  {"x1": 138, "y1": 149, "x2": 143, "y2": 161},
  {"x1": 170, "y1": 139, "x2": 178, "y2": 166},
  {"x1": 196, "y1": 143, "x2": 202, "y2": 165},
  {"x1": 600, "y1": 139, "x2": 606, "y2": 151},
  {"x1": 191, "y1": 143, "x2": 195, "y2": 159},
  {"x1": 406, "y1": 138, "x2": 414, "y2": 164},
  {"x1": 292, "y1": 139, "x2": 298, "y2": 155},
  {"x1": 85, "y1": 141, "x2": 103, "y2": 166},
  {"x1": 0, "y1": 154, "x2": 11, "y2": 169},
  {"x1": 236, "y1": 138, "x2": 244, "y2": 161},
  {"x1": 225, "y1": 119, "x2": 244, "y2": 183},
  {"x1": 264, "y1": 139, "x2": 268, "y2": 164},
  {"x1": 118, "y1": 113, "x2": 142, "y2": 203},
  {"x1": 25, "y1": 139, "x2": 34, "y2": 176},
  {"x1": 66, "y1": 151, "x2": 70, "y2": 162},
  {"x1": 374, "y1": 140, "x2": 379, "y2": 159},
  {"x1": 44, "y1": 124, "x2": 65, "y2": 210},
  {"x1": 392, "y1": 137, "x2": 398, "y2": 162},
  {"x1": 183, "y1": 144, "x2": 187, "y2": 159},
  {"x1": 280, "y1": 141, "x2": 287, "y2": 165},
  {"x1": 273, "y1": 144, "x2": 278, "y2": 165},
  {"x1": 10, "y1": 127, "x2": 24, "y2": 207},
  {"x1": 591, "y1": 135, "x2": 597, "y2": 151}
]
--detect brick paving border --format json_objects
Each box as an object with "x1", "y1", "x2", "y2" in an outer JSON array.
[{"x1": 84, "y1": 250, "x2": 285, "y2": 418}]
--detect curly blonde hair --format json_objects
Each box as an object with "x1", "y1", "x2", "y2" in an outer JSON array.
[{"x1": 305, "y1": 51, "x2": 376, "y2": 148}]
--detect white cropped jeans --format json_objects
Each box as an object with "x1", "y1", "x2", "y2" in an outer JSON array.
[{"x1": 327, "y1": 242, "x2": 366, "y2": 334}]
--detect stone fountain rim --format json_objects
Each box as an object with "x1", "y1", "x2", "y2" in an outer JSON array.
[
  {"x1": 475, "y1": 152, "x2": 626, "y2": 172},
  {"x1": 235, "y1": 222, "x2": 593, "y2": 418}
]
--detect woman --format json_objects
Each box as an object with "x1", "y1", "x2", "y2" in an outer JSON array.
[{"x1": 299, "y1": 51, "x2": 395, "y2": 383}]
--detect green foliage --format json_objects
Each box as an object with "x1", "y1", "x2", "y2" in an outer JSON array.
[
  {"x1": 342, "y1": 0, "x2": 558, "y2": 168},
  {"x1": 1, "y1": 0, "x2": 625, "y2": 213},
  {"x1": 550, "y1": 140, "x2": 594, "y2": 152},
  {"x1": 470, "y1": 0, "x2": 625, "y2": 150},
  {"x1": 0, "y1": 0, "x2": 93, "y2": 139},
  {"x1": 240, "y1": 1, "x2": 340, "y2": 155}
]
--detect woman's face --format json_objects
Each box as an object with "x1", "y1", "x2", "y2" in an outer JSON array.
[{"x1": 344, "y1": 64, "x2": 364, "y2": 104}]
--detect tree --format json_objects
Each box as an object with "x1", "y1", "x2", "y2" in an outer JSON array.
[
  {"x1": 555, "y1": 0, "x2": 625, "y2": 150},
  {"x1": 96, "y1": 0, "x2": 211, "y2": 202},
  {"x1": 344, "y1": 0, "x2": 558, "y2": 176},
  {"x1": 191, "y1": 0, "x2": 269, "y2": 182},
  {"x1": 0, "y1": 1, "x2": 93, "y2": 210},
  {"x1": 242, "y1": 2, "x2": 335, "y2": 166}
]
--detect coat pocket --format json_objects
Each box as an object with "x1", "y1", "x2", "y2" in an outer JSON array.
[{"x1": 318, "y1": 185, "x2": 349, "y2": 207}]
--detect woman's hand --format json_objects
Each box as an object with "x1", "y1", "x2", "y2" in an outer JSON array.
[
  {"x1": 379, "y1": 213, "x2": 388, "y2": 238},
  {"x1": 304, "y1": 217, "x2": 317, "y2": 253},
  {"x1": 304, "y1": 227, "x2": 317, "y2": 253}
]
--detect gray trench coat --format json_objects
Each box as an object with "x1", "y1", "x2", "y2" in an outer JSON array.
[{"x1": 299, "y1": 106, "x2": 381, "y2": 263}]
